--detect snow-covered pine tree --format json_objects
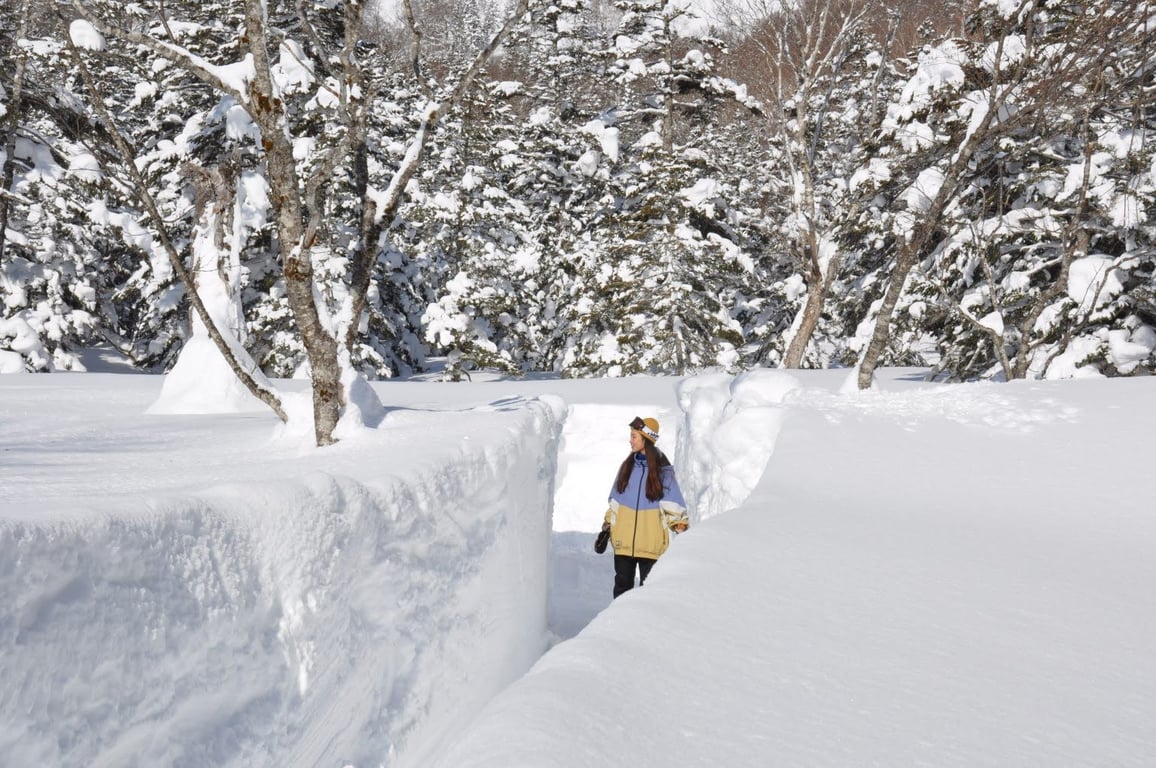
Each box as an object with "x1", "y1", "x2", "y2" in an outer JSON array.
[
  {"x1": 0, "y1": 2, "x2": 132, "y2": 373},
  {"x1": 547, "y1": 0, "x2": 757, "y2": 375},
  {"x1": 0, "y1": 119, "x2": 104, "y2": 372},
  {"x1": 411, "y1": 80, "x2": 547, "y2": 380},
  {"x1": 106, "y1": 1, "x2": 258, "y2": 373},
  {"x1": 373, "y1": 0, "x2": 556, "y2": 381},
  {"x1": 506, "y1": 0, "x2": 632, "y2": 374},
  {"x1": 915, "y1": 0, "x2": 1156, "y2": 380}
]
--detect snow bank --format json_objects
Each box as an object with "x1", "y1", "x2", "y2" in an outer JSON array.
[
  {"x1": 6, "y1": 370, "x2": 1156, "y2": 766},
  {"x1": 0, "y1": 388, "x2": 563, "y2": 768},
  {"x1": 429, "y1": 373, "x2": 1156, "y2": 768},
  {"x1": 675, "y1": 369, "x2": 800, "y2": 521}
]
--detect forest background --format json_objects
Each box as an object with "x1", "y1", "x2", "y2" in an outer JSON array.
[{"x1": 2, "y1": 0, "x2": 1154, "y2": 444}]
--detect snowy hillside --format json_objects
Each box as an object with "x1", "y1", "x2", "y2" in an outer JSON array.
[{"x1": 2, "y1": 369, "x2": 1154, "y2": 767}]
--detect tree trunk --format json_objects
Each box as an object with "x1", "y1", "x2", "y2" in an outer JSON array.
[
  {"x1": 781, "y1": 109, "x2": 822, "y2": 369},
  {"x1": 244, "y1": 0, "x2": 342, "y2": 445},
  {"x1": 782, "y1": 249, "x2": 825, "y2": 368},
  {"x1": 856, "y1": 250, "x2": 915, "y2": 389},
  {"x1": 856, "y1": 176, "x2": 960, "y2": 390}
]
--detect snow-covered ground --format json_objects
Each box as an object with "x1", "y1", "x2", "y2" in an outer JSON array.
[{"x1": 2, "y1": 366, "x2": 1154, "y2": 767}]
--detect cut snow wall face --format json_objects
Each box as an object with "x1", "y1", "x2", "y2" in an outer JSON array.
[
  {"x1": 0, "y1": 398, "x2": 563, "y2": 768},
  {"x1": 674, "y1": 370, "x2": 801, "y2": 521}
]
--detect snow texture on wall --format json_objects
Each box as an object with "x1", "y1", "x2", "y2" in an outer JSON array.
[{"x1": 0, "y1": 397, "x2": 562, "y2": 768}]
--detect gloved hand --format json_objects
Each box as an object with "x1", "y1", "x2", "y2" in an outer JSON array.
[{"x1": 594, "y1": 522, "x2": 611, "y2": 553}]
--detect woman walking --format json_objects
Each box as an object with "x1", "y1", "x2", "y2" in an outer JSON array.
[{"x1": 600, "y1": 416, "x2": 689, "y2": 598}]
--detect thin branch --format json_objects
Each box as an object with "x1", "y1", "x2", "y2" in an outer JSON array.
[
  {"x1": 157, "y1": 0, "x2": 177, "y2": 42},
  {"x1": 294, "y1": 0, "x2": 335, "y2": 80}
]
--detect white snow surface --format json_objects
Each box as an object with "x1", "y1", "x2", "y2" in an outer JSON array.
[{"x1": 2, "y1": 367, "x2": 1154, "y2": 767}]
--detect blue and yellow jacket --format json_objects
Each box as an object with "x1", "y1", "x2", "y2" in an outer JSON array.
[{"x1": 603, "y1": 452, "x2": 689, "y2": 560}]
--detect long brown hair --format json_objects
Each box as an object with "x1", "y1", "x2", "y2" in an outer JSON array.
[{"x1": 616, "y1": 439, "x2": 669, "y2": 501}]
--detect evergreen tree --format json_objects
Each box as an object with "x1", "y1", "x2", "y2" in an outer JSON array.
[
  {"x1": 1, "y1": 3, "x2": 122, "y2": 372},
  {"x1": 545, "y1": 0, "x2": 758, "y2": 375},
  {"x1": 412, "y1": 83, "x2": 546, "y2": 380}
]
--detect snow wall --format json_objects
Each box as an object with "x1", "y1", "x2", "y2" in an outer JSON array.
[
  {"x1": 675, "y1": 369, "x2": 799, "y2": 522},
  {"x1": 0, "y1": 396, "x2": 564, "y2": 768},
  {"x1": 0, "y1": 369, "x2": 794, "y2": 768}
]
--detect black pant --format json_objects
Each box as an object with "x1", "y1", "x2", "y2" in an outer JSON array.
[{"x1": 613, "y1": 555, "x2": 656, "y2": 598}]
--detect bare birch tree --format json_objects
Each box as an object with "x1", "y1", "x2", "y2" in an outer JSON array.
[
  {"x1": 62, "y1": 0, "x2": 529, "y2": 445},
  {"x1": 715, "y1": 0, "x2": 890, "y2": 368}
]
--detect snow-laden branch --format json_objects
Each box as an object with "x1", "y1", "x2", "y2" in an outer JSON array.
[{"x1": 65, "y1": 2, "x2": 252, "y2": 107}]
